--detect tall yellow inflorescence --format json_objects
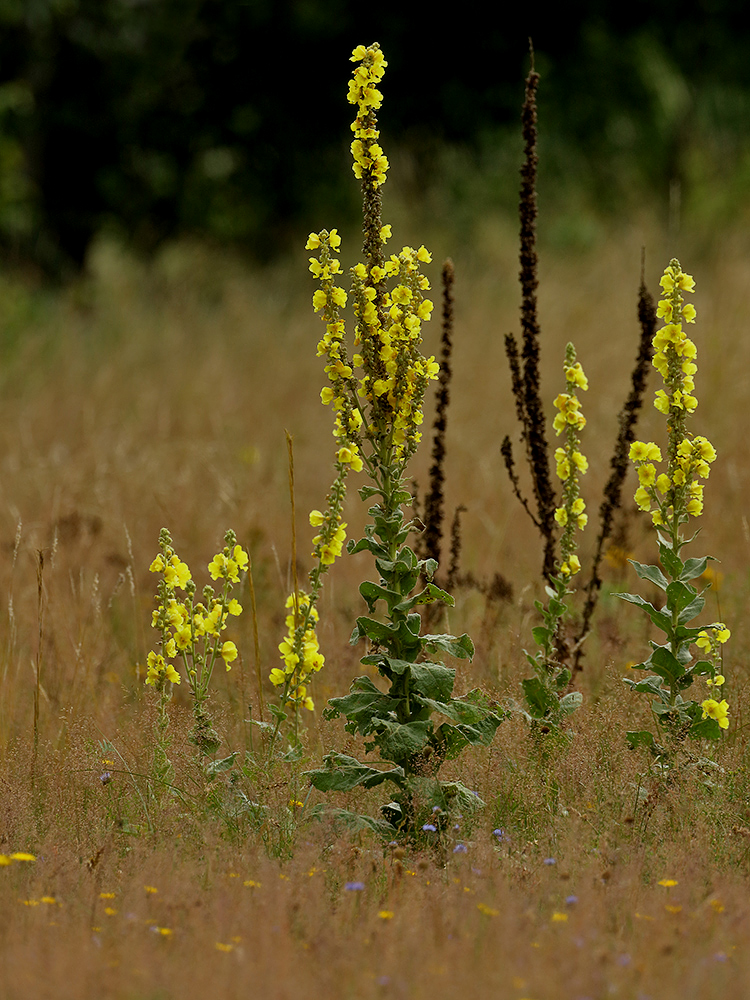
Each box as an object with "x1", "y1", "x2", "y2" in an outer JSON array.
[
  {"x1": 348, "y1": 43, "x2": 390, "y2": 188},
  {"x1": 274, "y1": 43, "x2": 440, "y2": 717},
  {"x1": 553, "y1": 343, "x2": 589, "y2": 577},
  {"x1": 629, "y1": 259, "x2": 716, "y2": 531}
]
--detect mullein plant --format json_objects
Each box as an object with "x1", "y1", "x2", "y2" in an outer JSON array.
[
  {"x1": 146, "y1": 528, "x2": 246, "y2": 784},
  {"x1": 277, "y1": 43, "x2": 504, "y2": 838},
  {"x1": 618, "y1": 259, "x2": 729, "y2": 753},
  {"x1": 519, "y1": 344, "x2": 587, "y2": 729}
]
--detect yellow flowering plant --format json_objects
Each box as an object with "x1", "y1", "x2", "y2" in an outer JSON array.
[
  {"x1": 617, "y1": 259, "x2": 730, "y2": 750},
  {"x1": 286, "y1": 43, "x2": 505, "y2": 838},
  {"x1": 519, "y1": 343, "x2": 587, "y2": 728},
  {"x1": 147, "y1": 527, "x2": 246, "y2": 767}
]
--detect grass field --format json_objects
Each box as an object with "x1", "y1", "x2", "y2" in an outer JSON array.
[{"x1": 1, "y1": 212, "x2": 750, "y2": 999}]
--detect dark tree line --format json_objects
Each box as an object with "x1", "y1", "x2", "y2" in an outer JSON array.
[{"x1": 1, "y1": 0, "x2": 748, "y2": 274}]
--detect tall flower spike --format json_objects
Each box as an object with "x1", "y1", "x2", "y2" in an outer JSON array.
[
  {"x1": 553, "y1": 343, "x2": 588, "y2": 576},
  {"x1": 629, "y1": 259, "x2": 716, "y2": 534}
]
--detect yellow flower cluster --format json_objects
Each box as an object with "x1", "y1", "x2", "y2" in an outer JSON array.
[
  {"x1": 208, "y1": 544, "x2": 249, "y2": 583},
  {"x1": 553, "y1": 344, "x2": 589, "y2": 577},
  {"x1": 696, "y1": 622, "x2": 731, "y2": 729},
  {"x1": 272, "y1": 592, "x2": 325, "y2": 711},
  {"x1": 306, "y1": 229, "x2": 365, "y2": 474},
  {"x1": 631, "y1": 433, "x2": 716, "y2": 524},
  {"x1": 348, "y1": 44, "x2": 389, "y2": 188},
  {"x1": 147, "y1": 541, "x2": 245, "y2": 685},
  {"x1": 149, "y1": 553, "x2": 192, "y2": 590},
  {"x1": 630, "y1": 261, "x2": 716, "y2": 528},
  {"x1": 653, "y1": 261, "x2": 698, "y2": 416},
  {"x1": 146, "y1": 651, "x2": 181, "y2": 686},
  {"x1": 309, "y1": 508, "x2": 347, "y2": 565},
  {"x1": 353, "y1": 245, "x2": 437, "y2": 457}
]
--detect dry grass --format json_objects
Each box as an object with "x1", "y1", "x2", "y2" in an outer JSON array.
[{"x1": 1, "y1": 218, "x2": 750, "y2": 998}]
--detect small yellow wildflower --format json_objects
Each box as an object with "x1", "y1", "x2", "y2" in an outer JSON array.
[{"x1": 701, "y1": 698, "x2": 729, "y2": 729}]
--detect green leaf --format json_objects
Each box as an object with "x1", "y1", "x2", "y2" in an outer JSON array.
[
  {"x1": 422, "y1": 633, "x2": 475, "y2": 660},
  {"x1": 305, "y1": 753, "x2": 406, "y2": 792},
  {"x1": 615, "y1": 593, "x2": 671, "y2": 633},
  {"x1": 521, "y1": 677, "x2": 558, "y2": 718},
  {"x1": 650, "y1": 645, "x2": 686, "y2": 682},
  {"x1": 205, "y1": 752, "x2": 238, "y2": 778},
  {"x1": 629, "y1": 560, "x2": 669, "y2": 591},
  {"x1": 321, "y1": 807, "x2": 396, "y2": 837},
  {"x1": 658, "y1": 542, "x2": 683, "y2": 579},
  {"x1": 677, "y1": 594, "x2": 705, "y2": 625},
  {"x1": 688, "y1": 717, "x2": 722, "y2": 741},
  {"x1": 665, "y1": 580, "x2": 698, "y2": 617},
  {"x1": 623, "y1": 674, "x2": 669, "y2": 700},
  {"x1": 420, "y1": 695, "x2": 487, "y2": 726},
  {"x1": 353, "y1": 616, "x2": 422, "y2": 653},
  {"x1": 328, "y1": 676, "x2": 395, "y2": 733},
  {"x1": 558, "y1": 691, "x2": 582, "y2": 715},
  {"x1": 358, "y1": 485, "x2": 382, "y2": 501},
  {"x1": 531, "y1": 625, "x2": 552, "y2": 647},
  {"x1": 419, "y1": 558, "x2": 438, "y2": 580},
  {"x1": 679, "y1": 556, "x2": 710, "y2": 583},
  {"x1": 626, "y1": 730, "x2": 655, "y2": 750},
  {"x1": 348, "y1": 536, "x2": 374, "y2": 556},
  {"x1": 408, "y1": 663, "x2": 456, "y2": 701},
  {"x1": 359, "y1": 581, "x2": 402, "y2": 613},
  {"x1": 394, "y1": 582, "x2": 455, "y2": 613},
  {"x1": 375, "y1": 720, "x2": 432, "y2": 763},
  {"x1": 691, "y1": 659, "x2": 714, "y2": 677},
  {"x1": 436, "y1": 713, "x2": 504, "y2": 758}
]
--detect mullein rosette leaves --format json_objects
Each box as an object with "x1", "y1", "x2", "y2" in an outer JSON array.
[
  {"x1": 617, "y1": 259, "x2": 730, "y2": 750},
  {"x1": 520, "y1": 344, "x2": 588, "y2": 728},
  {"x1": 290, "y1": 43, "x2": 504, "y2": 837}
]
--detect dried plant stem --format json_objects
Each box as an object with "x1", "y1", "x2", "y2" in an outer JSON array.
[
  {"x1": 503, "y1": 45, "x2": 556, "y2": 581},
  {"x1": 32, "y1": 549, "x2": 45, "y2": 783},
  {"x1": 247, "y1": 554, "x2": 264, "y2": 722},
  {"x1": 423, "y1": 258, "x2": 455, "y2": 575},
  {"x1": 572, "y1": 260, "x2": 656, "y2": 674},
  {"x1": 285, "y1": 430, "x2": 300, "y2": 746}
]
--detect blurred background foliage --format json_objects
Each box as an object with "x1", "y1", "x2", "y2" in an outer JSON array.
[{"x1": 1, "y1": 0, "x2": 750, "y2": 276}]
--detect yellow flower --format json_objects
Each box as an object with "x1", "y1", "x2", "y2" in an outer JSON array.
[
  {"x1": 701, "y1": 698, "x2": 729, "y2": 729},
  {"x1": 221, "y1": 641, "x2": 238, "y2": 668},
  {"x1": 164, "y1": 556, "x2": 191, "y2": 590},
  {"x1": 165, "y1": 663, "x2": 181, "y2": 684}
]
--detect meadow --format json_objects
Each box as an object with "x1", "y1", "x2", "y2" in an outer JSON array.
[{"x1": 3, "y1": 49, "x2": 750, "y2": 1000}]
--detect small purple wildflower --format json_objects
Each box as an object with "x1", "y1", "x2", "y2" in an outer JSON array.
[
  {"x1": 422, "y1": 823, "x2": 437, "y2": 833},
  {"x1": 345, "y1": 881, "x2": 365, "y2": 891},
  {"x1": 492, "y1": 828, "x2": 510, "y2": 843},
  {"x1": 453, "y1": 844, "x2": 468, "y2": 854},
  {"x1": 617, "y1": 954, "x2": 631, "y2": 967},
  {"x1": 100, "y1": 772, "x2": 112, "y2": 785},
  {"x1": 566, "y1": 895, "x2": 579, "y2": 905},
  {"x1": 714, "y1": 952, "x2": 728, "y2": 962},
  {"x1": 543, "y1": 857, "x2": 557, "y2": 866}
]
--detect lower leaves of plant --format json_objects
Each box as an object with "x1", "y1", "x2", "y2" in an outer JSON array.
[{"x1": 617, "y1": 259, "x2": 730, "y2": 755}]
